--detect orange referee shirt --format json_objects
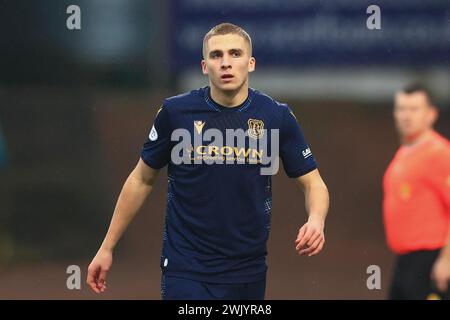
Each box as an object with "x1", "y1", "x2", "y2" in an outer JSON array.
[{"x1": 383, "y1": 130, "x2": 450, "y2": 254}]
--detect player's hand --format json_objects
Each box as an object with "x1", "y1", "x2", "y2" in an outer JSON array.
[
  {"x1": 431, "y1": 256, "x2": 450, "y2": 293},
  {"x1": 294, "y1": 215, "x2": 325, "y2": 257},
  {"x1": 87, "y1": 248, "x2": 113, "y2": 294}
]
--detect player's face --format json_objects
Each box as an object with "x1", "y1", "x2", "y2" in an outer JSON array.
[
  {"x1": 393, "y1": 91, "x2": 437, "y2": 139},
  {"x1": 201, "y1": 34, "x2": 255, "y2": 93}
]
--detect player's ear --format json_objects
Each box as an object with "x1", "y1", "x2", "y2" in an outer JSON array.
[
  {"x1": 248, "y1": 57, "x2": 256, "y2": 73},
  {"x1": 201, "y1": 60, "x2": 208, "y2": 75},
  {"x1": 428, "y1": 105, "x2": 438, "y2": 125}
]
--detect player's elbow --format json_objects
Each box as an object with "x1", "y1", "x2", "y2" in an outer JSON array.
[{"x1": 129, "y1": 170, "x2": 156, "y2": 188}]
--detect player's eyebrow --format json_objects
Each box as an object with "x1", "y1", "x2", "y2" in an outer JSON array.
[{"x1": 229, "y1": 48, "x2": 243, "y2": 55}]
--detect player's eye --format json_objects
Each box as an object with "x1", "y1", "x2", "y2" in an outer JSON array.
[
  {"x1": 230, "y1": 50, "x2": 241, "y2": 57},
  {"x1": 210, "y1": 51, "x2": 222, "y2": 58}
]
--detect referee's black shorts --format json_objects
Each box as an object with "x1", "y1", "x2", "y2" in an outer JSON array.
[{"x1": 389, "y1": 249, "x2": 449, "y2": 300}]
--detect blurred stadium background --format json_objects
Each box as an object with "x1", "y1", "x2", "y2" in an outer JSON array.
[{"x1": 0, "y1": 0, "x2": 449, "y2": 299}]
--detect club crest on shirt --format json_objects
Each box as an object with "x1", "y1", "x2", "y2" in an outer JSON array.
[
  {"x1": 400, "y1": 183, "x2": 410, "y2": 199},
  {"x1": 247, "y1": 118, "x2": 264, "y2": 139}
]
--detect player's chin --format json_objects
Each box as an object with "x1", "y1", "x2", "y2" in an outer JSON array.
[
  {"x1": 218, "y1": 84, "x2": 239, "y2": 92},
  {"x1": 400, "y1": 128, "x2": 420, "y2": 138},
  {"x1": 216, "y1": 79, "x2": 241, "y2": 90}
]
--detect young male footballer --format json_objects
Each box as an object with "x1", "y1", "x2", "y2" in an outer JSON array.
[{"x1": 87, "y1": 23, "x2": 330, "y2": 300}]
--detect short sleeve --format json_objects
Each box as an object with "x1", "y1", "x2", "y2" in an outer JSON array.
[
  {"x1": 140, "y1": 105, "x2": 172, "y2": 169},
  {"x1": 280, "y1": 106, "x2": 318, "y2": 178}
]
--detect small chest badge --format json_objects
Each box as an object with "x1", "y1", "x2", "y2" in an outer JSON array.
[
  {"x1": 194, "y1": 121, "x2": 206, "y2": 134},
  {"x1": 248, "y1": 118, "x2": 264, "y2": 139},
  {"x1": 149, "y1": 125, "x2": 158, "y2": 141}
]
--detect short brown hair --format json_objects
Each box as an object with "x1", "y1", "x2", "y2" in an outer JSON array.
[
  {"x1": 203, "y1": 23, "x2": 252, "y2": 58},
  {"x1": 401, "y1": 82, "x2": 435, "y2": 107}
]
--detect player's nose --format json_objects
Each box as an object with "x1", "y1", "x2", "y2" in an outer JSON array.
[{"x1": 220, "y1": 55, "x2": 232, "y2": 69}]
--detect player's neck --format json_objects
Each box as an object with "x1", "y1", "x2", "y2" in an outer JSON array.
[
  {"x1": 401, "y1": 128, "x2": 434, "y2": 147},
  {"x1": 209, "y1": 83, "x2": 249, "y2": 108}
]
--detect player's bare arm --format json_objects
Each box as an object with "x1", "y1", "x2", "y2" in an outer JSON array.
[
  {"x1": 87, "y1": 158, "x2": 160, "y2": 293},
  {"x1": 294, "y1": 169, "x2": 329, "y2": 257}
]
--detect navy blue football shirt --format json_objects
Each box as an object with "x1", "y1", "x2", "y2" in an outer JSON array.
[{"x1": 141, "y1": 86, "x2": 317, "y2": 283}]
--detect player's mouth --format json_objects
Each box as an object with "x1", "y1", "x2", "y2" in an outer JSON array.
[{"x1": 221, "y1": 74, "x2": 234, "y2": 81}]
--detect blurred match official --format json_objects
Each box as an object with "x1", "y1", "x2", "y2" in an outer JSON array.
[{"x1": 383, "y1": 83, "x2": 450, "y2": 300}]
